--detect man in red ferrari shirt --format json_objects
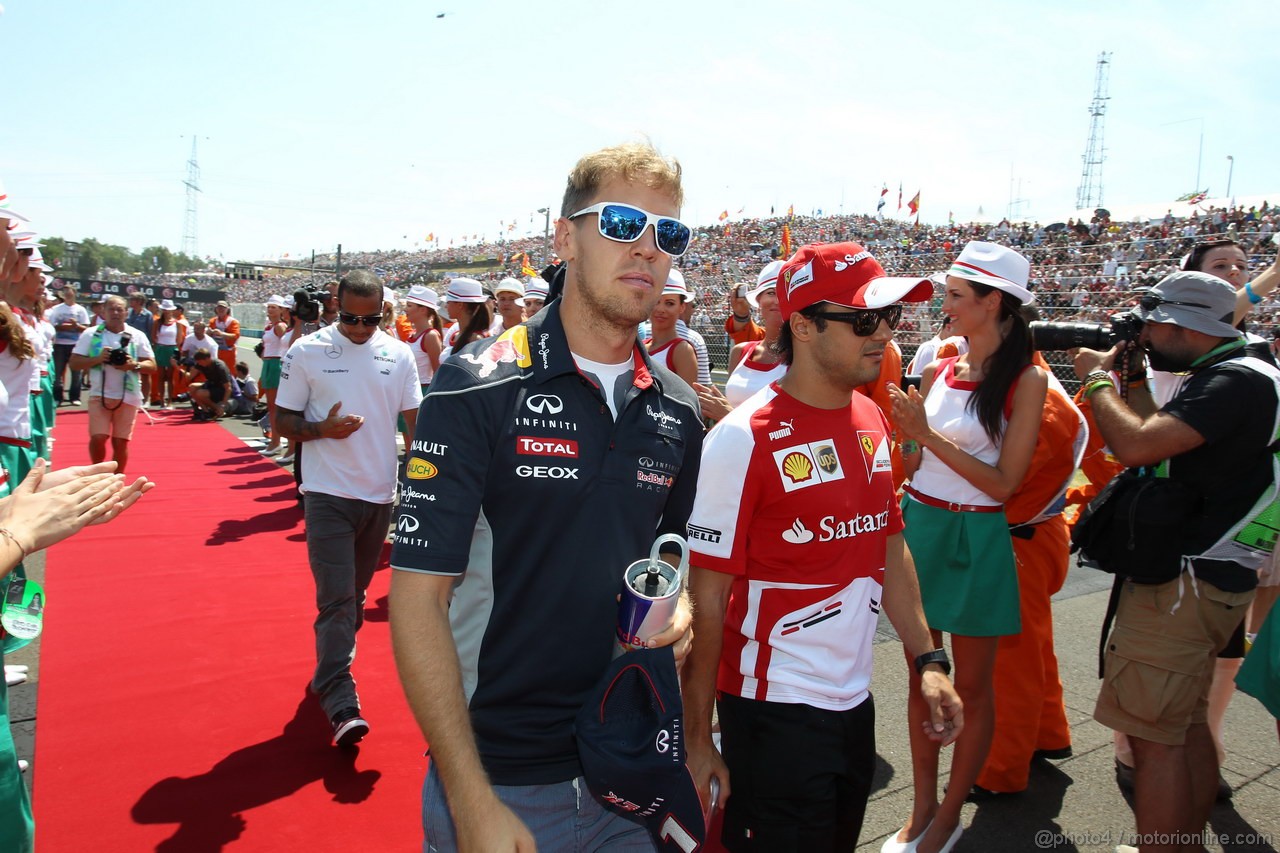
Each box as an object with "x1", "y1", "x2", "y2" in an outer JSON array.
[{"x1": 683, "y1": 242, "x2": 963, "y2": 851}]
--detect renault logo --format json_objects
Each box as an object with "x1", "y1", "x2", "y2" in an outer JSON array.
[{"x1": 526, "y1": 394, "x2": 563, "y2": 414}]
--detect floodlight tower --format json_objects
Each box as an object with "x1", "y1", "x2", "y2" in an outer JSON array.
[
  {"x1": 182, "y1": 136, "x2": 202, "y2": 257},
  {"x1": 1075, "y1": 52, "x2": 1111, "y2": 211}
]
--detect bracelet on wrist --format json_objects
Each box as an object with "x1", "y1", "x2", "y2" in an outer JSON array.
[
  {"x1": 901, "y1": 439, "x2": 920, "y2": 454},
  {"x1": 731, "y1": 313, "x2": 750, "y2": 323},
  {"x1": 1246, "y1": 281, "x2": 1263, "y2": 305},
  {"x1": 0, "y1": 527, "x2": 30, "y2": 561},
  {"x1": 1083, "y1": 378, "x2": 1116, "y2": 399}
]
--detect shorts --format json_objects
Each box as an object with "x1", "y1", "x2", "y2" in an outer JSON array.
[
  {"x1": 260, "y1": 358, "x2": 282, "y2": 390},
  {"x1": 206, "y1": 383, "x2": 228, "y2": 404},
  {"x1": 1094, "y1": 576, "x2": 1253, "y2": 746},
  {"x1": 717, "y1": 692, "x2": 875, "y2": 852},
  {"x1": 87, "y1": 398, "x2": 139, "y2": 441},
  {"x1": 421, "y1": 763, "x2": 654, "y2": 852}
]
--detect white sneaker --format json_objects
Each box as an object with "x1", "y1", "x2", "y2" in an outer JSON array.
[
  {"x1": 277, "y1": 454, "x2": 295, "y2": 465},
  {"x1": 259, "y1": 447, "x2": 281, "y2": 457}
]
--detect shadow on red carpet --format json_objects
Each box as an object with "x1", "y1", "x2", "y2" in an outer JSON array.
[{"x1": 34, "y1": 411, "x2": 426, "y2": 851}]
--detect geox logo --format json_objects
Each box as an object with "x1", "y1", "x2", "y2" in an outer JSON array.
[{"x1": 833, "y1": 251, "x2": 872, "y2": 272}]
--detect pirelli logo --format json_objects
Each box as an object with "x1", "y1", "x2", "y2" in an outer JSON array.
[{"x1": 687, "y1": 524, "x2": 722, "y2": 544}]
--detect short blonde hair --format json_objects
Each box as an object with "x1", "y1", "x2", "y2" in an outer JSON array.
[{"x1": 560, "y1": 141, "x2": 683, "y2": 218}]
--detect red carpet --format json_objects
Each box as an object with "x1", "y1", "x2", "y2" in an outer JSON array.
[{"x1": 34, "y1": 410, "x2": 425, "y2": 851}]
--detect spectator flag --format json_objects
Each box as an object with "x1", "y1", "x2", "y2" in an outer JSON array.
[
  {"x1": 522, "y1": 259, "x2": 539, "y2": 278},
  {"x1": 897, "y1": 183, "x2": 902, "y2": 211},
  {"x1": 723, "y1": 223, "x2": 732, "y2": 237},
  {"x1": 1177, "y1": 190, "x2": 1209, "y2": 205},
  {"x1": 427, "y1": 232, "x2": 435, "y2": 242},
  {"x1": 781, "y1": 224, "x2": 792, "y2": 258},
  {"x1": 787, "y1": 204, "x2": 794, "y2": 221},
  {"x1": 718, "y1": 210, "x2": 729, "y2": 221},
  {"x1": 877, "y1": 185, "x2": 887, "y2": 213},
  {"x1": 908, "y1": 191, "x2": 920, "y2": 216}
]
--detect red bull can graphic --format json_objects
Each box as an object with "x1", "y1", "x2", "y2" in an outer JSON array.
[{"x1": 616, "y1": 533, "x2": 688, "y2": 653}]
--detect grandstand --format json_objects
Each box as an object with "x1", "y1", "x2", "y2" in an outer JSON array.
[{"x1": 68, "y1": 202, "x2": 1278, "y2": 387}]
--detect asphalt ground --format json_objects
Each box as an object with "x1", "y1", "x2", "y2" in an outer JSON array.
[{"x1": 12, "y1": 340, "x2": 1280, "y2": 852}]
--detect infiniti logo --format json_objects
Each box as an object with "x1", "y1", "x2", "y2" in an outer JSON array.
[
  {"x1": 526, "y1": 394, "x2": 563, "y2": 414},
  {"x1": 397, "y1": 515, "x2": 420, "y2": 533},
  {"x1": 655, "y1": 729, "x2": 670, "y2": 753}
]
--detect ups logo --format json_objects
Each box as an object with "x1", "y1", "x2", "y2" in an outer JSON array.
[{"x1": 815, "y1": 444, "x2": 839, "y2": 475}]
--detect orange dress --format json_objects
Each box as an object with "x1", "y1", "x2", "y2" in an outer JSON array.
[{"x1": 977, "y1": 355, "x2": 1084, "y2": 792}]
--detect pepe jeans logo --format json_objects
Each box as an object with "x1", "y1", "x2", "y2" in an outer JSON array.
[
  {"x1": 645, "y1": 405, "x2": 681, "y2": 427},
  {"x1": 526, "y1": 394, "x2": 563, "y2": 414},
  {"x1": 538, "y1": 332, "x2": 551, "y2": 369}
]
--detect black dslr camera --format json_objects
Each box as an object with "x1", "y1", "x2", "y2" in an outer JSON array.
[
  {"x1": 1030, "y1": 311, "x2": 1144, "y2": 351},
  {"x1": 106, "y1": 332, "x2": 133, "y2": 365},
  {"x1": 293, "y1": 286, "x2": 327, "y2": 323}
]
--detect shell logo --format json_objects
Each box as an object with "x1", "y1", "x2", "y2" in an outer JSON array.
[
  {"x1": 405, "y1": 457, "x2": 438, "y2": 480},
  {"x1": 781, "y1": 452, "x2": 814, "y2": 483}
]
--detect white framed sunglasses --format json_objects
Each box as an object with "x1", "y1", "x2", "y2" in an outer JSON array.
[{"x1": 567, "y1": 202, "x2": 693, "y2": 258}]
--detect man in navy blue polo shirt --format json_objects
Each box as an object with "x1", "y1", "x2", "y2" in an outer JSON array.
[{"x1": 390, "y1": 142, "x2": 703, "y2": 852}]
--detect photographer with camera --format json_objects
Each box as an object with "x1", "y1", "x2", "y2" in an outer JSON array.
[
  {"x1": 69, "y1": 295, "x2": 156, "y2": 475},
  {"x1": 179, "y1": 349, "x2": 233, "y2": 422},
  {"x1": 1071, "y1": 269, "x2": 1280, "y2": 853}
]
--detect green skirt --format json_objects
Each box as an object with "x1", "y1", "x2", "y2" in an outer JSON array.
[
  {"x1": 1237, "y1": 606, "x2": 1280, "y2": 719},
  {"x1": 902, "y1": 496, "x2": 1021, "y2": 637},
  {"x1": 0, "y1": 673, "x2": 34, "y2": 853},
  {"x1": 260, "y1": 358, "x2": 282, "y2": 390}
]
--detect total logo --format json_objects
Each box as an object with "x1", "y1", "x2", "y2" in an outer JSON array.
[
  {"x1": 772, "y1": 439, "x2": 844, "y2": 493},
  {"x1": 405, "y1": 457, "x2": 439, "y2": 480},
  {"x1": 782, "y1": 511, "x2": 891, "y2": 544},
  {"x1": 516, "y1": 464, "x2": 579, "y2": 479},
  {"x1": 516, "y1": 436, "x2": 579, "y2": 458}
]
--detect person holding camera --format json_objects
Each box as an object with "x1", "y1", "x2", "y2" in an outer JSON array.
[
  {"x1": 69, "y1": 295, "x2": 156, "y2": 475},
  {"x1": 180, "y1": 349, "x2": 232, "y2": 422},
  {"x1": 723, "y1": 271, "x2": 767, "y2": 346},
  {"x1": 1072, "y1": 269, "x2": 1280, "y2": 853}
]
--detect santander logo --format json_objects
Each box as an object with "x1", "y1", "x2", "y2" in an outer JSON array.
[{"x1": 782, "y1": 518, "x2": 814, "y2": 544}]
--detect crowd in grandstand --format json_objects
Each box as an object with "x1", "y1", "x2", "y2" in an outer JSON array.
[{"x1": 205, "y1": 203, "x2": 1280, "y2": 344}]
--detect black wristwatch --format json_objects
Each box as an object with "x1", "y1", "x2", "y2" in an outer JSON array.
[{"x1": 914, "y1": 648, "x2": 951, "y2": 676}]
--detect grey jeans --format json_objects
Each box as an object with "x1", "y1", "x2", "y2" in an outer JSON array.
[{"x1": 304, "y1": 491, "x2": 392, "y2": 720}]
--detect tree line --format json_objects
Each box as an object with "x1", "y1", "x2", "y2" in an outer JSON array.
[{"x1": 38, "y1": 237, "x2": 210, "y2": 280}]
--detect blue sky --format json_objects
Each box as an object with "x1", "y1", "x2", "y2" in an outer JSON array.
[{"x1": 2, "y1": 1, "x2": 1277, "y2": 261}]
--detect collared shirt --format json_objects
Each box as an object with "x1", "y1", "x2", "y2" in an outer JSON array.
[
  {"x1": 276, "y1": 326, "x2": 422, "y2": 503},
  {"x1": 390, "y1": 301, "x2": 703, "y2": 786}
]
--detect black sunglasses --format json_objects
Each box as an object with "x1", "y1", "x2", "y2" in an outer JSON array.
[
  {"x1": 1138, "y1": 294, "x2": 1210, "y2": 312},
  {"x1": 809, "y1": 305, "x2": 903, "y2": 337},
  {"x1": 338, "y1": 311, "x2": 383, "y2": 327}
]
